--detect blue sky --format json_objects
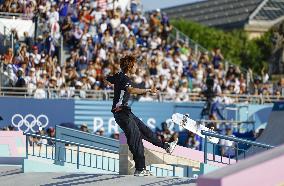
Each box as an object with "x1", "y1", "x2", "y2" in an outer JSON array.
[{"x1": 141, "y1": 0, "x2": 204, "y2": 11}]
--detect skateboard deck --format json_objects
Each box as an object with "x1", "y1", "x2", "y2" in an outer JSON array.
[{"x1": 171, "y1": 113, "x2": 219, "y2": 144}]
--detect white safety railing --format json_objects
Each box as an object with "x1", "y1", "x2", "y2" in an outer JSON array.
[{"x1": 0, "y1": 86, "x2": 283, "y2": 104}]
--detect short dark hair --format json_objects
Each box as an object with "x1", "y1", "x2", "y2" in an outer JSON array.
[{"x1": 120, "y1": 55, "x2": 136, "y2": 73}]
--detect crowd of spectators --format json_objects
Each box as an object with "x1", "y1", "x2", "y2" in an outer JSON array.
[
  {"x1": 0, "y1": 0, "x2": 283, "y2": 103},
  {"x1": 0, "y1": 0, "x2": 281, "y2": 160}
]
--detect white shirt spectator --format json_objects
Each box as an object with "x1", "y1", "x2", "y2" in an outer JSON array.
[
  {"x1": 100, "y1": 22, "x2": 108, "y2": 33},
  {"x1": 166, "y1": 85, "x2": 176, "y2": 100},
  {"x1": 110, "y1": 17, "x2": 121, "y2": 30},
  {"x1": 98, "y1": 48, "x2": 107, "y2": 60},
  {"x1": 196, "y1": 68, "x2": 204, "y2": 84},
  {"x1": 47, "y1": 9, "x2": 59, "y2": 25},
  {"x1": 34, "y1": 88, "x2": 47, "y2": 99},
  {"x1": 30, "y1": 53, "x2": 41, "y2": 64},
  {"x1": 73, "y1": 27, "x2": 83, "y2": 40}
]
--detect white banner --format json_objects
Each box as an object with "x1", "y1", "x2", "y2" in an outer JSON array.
[{"x1": 0, "y1": 17, "x2": 35, "y2": 38}]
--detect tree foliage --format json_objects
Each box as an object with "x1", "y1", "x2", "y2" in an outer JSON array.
[{"x1": 172, "y1": 19, "x2": 273, "y2": 73}]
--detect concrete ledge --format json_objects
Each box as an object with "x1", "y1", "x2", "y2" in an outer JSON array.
[{"x1": 119, "y1": 133, "x2": 233, "y2": 175}]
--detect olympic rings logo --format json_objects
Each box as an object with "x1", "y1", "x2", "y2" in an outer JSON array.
[{"x1": 11, "y1": 114, "x2": 49, "y2": 133}]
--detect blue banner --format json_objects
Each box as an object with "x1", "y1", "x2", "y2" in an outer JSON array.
[
  {"x1": 0, "y1": 97, "x2": 74, "y2": 132},
  {"x1": 0, "y1": 97, "x2": 272, "y2": 136},
  {"x1": 74, "y1": 100, "x2": 273, "y2": 136},
  {"x1": 75, "y1": 100, "x2": 211, "y2": 136}
]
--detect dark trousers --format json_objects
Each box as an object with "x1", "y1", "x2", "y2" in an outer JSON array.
[{"x1": 114, "y1": 109, "x2": 166, "y2": 171}]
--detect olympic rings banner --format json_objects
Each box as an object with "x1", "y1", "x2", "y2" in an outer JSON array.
[
  {"x1": 0, "y1": 97, "x2": 74, "y2": 132},
  {"x1": 0, "y1": 97, "x2": 272, "y2": 136}
]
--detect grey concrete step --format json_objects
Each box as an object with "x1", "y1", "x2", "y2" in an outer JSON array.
[{"x1": 0, "y1": 166, "x2": 196, "y2": 186}]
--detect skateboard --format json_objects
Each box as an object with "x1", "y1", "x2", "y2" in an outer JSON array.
[{"x1": 171, "y1": 113, "x2": 219, "y2": 144}]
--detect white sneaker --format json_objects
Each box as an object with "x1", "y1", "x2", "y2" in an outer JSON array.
[
  {"x1": 166, "y1": 138, "x2": 178, "y2": 154},
  {"x1": 134, "y1": 169, "x2": 153, "y2": 176}
]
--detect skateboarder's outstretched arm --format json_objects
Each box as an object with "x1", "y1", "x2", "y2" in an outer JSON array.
[{"x1": 127, "y1": 86, "x2": 157, "y2": 95}]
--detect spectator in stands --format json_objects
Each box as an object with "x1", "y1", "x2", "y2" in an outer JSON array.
[
  {"x1": 38, "y1": 128, "x2": 48, "y2": 147},
  {"x1": 47, "y1": 127, "x2": 55, "y2": 145},
  {"x1": 111, "y1": 131, "x2": 120, "y2": 140},
  {"x1": 220, "y1": 127, "x2": 236, "y2": 157},
  {"x1": 23, "y1": 32, "x2": 33, "y2": 52},
  {"x1": 275, "y1": 78, "x2": 284, "y2": 96},
  {"x1": 3, "y1": 48, "x2": 13, "y2": 65},
  {"x1": 2, "y1": 64, "x2": 17, "y2": 87},
  {"x1": 96, "y1": 127, "x2": 105, "y2": 136},
  {"x1": 206, "y1": 114, "x2": 217, "y2": 130},
  {"x1": 212, "y1": 48, "x2": 224, "y2": 69},
  {"x1": 34, "y1": 81, "x2": 47, "y2": 99},
  {"x1": 0, "y1": 0, "x2": 281, "y2": 105},
  {"x1": 185, "y1": 132, "x2": 200, "y2": 150},
  {"x1": 80, "y1": 123, "x2": 90, "y2": 133},
  {"x1": 15, "y1": 68, "x2": 26, "y2": 89},
  {"x1": 156, "y1": 122, "x2": 172, "y2": 143}
]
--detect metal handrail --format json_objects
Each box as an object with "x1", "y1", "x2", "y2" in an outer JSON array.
[
  {"x1": 1, "y1": 86, "x2": 283, "y2": 103},
  {"x1": 201, "y1": 130, "x2": 274, "y2": 149},
  {"x1": 202, "y1": 130, "x2": 274, "y2": 165},
  {"x1": 198, "y1": 119, "x2": 255, "y2": 124},
  {"x1": 0, "y1": 12, "x2": 33, "y2": 20},
  {"x1": 24, "y1": 132, "x2": 119, "y2": 154}
]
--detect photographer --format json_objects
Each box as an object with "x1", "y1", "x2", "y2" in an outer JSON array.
[{"x1": 200, "y1": 77, "x2": 224, "y2": 120}]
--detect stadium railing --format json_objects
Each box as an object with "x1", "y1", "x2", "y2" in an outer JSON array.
[
  {"x1": 23, "y1": 132, "x2": 198, "y2": 177},
  {"x1": 201, "y1": 130, "x2": 274, "y2": 165},
  {"x1": 0, "y1": 86, "x2": 283, "y2": 104},
  {"x1": 24, "y1": 132, "x2": 119, "y2": 172}
]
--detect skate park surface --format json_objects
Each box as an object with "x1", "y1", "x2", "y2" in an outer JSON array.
[
  {"x1": 245, "y1": 102, "x2": 284, "y2": 156},
  {"x1": 0, "y1": 166, "x2": 196, "y2": 186}
]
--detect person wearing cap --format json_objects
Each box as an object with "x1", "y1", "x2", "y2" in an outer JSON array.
[
  {"x1": 74, "y1": 81, "x2": 87, "y2": 98},
  {"x1": 95, "y1": 127, "x2": 105, "y2": 136},
  {"x1": 80, "y1": 123, "x2": 90, "y2": 133}
]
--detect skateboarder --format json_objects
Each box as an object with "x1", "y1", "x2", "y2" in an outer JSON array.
[{"x1": 105, "y1": 55, "x2": 178, "y2": 176}]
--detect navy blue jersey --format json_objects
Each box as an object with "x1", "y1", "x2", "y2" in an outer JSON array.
[{"x1": 107, "y1": 72, "x2": 132, "y2": 112}]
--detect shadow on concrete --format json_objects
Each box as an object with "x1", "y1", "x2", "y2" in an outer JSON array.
[
  {"x1": 141, "y1": 177, "x2": 196, "y2": 186},
  {"x1": 41, "y1": 174, "x2": 125, "y2": 186},
  {"x1": 0, "y1": 167, "x2": 22, "y2": 177}
]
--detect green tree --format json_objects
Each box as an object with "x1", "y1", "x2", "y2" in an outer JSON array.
[{"x1": 172, "y1": 19, "x2": 272, "y2": 73}]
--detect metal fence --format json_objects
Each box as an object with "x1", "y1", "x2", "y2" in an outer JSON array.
[
  {"x1": 24, "y1": 132, "x2": 198, "y2": 177},
  {"x1": 0, "y1": 86, "x2": 283, "y2": 104},
  {"x1": 24, "y1": 132, "x2": 119, "y2": 172},
  {"x1": 201, "y1": 130, "x2": 274, "y2": 165}
]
